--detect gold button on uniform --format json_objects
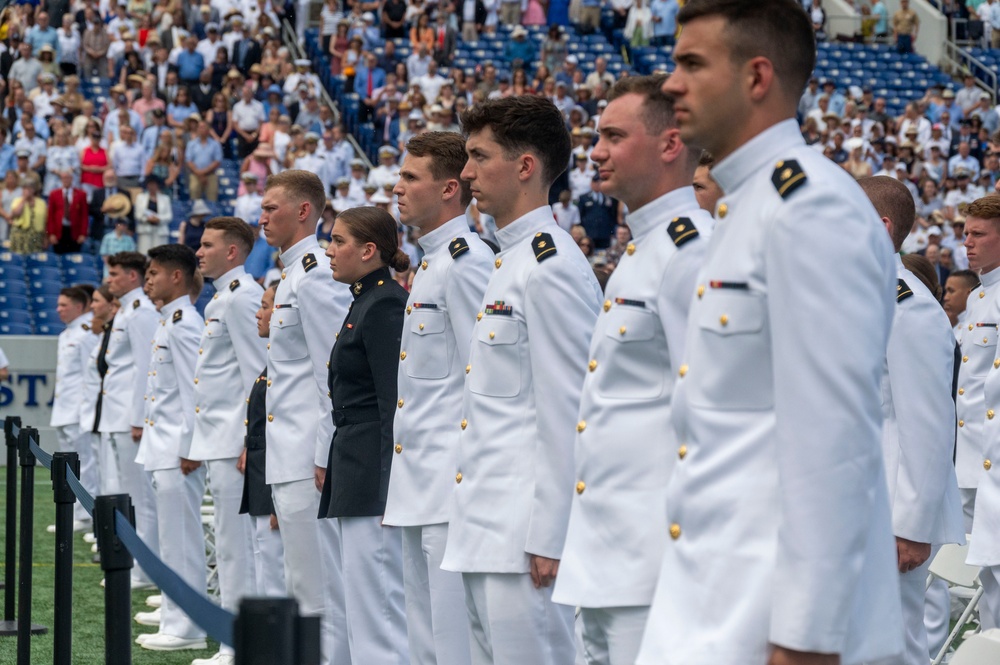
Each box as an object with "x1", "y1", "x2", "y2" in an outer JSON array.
[
  {"x1": 697, "y1": 285, "x2": 705, "y2": 299},
  {"x1": 717, "y1": 203, "x2": 728, "y2": 218},
  {"x1": 195, "y1": 407, "x2": 200, "y2": 413},
  {"x1": 603, "y1": 300, "x2": 611, "y2": 312},
  {"x1": 588, "y1": 359, "x2": 598, "y2": 372},
  {"x1": 959, "y1": 420, "x2": 965, "y2": 427},
  {"x1": 981, "y1": 291, "x2": 986, "y2": 299},
  {"x1": 419, "y1": 323, "x2": 425, "y2": 330},
  {"x1": 495, "y1": 258, "x2": 502, "y2": 269},
  {"x1": 963, "y1": 356, "x2": 970, "y2": 363},
  {"x1": 455, "y1": 472, "x2": 463, "y2": 484},
  {"x1": 995, "y1": 359, "x2": 1000, "y2": 369},
  {"x1": 267, "y1": 414, "x2": 274, "y2": 422},
  {"x1": 421, "y1": 261, "x2": 428, "y2": 270},
  {"x1": 970, "y1": 324, "x2": 975, "y2": 331},
  {"x1": 678, "y1": 445, "x2": 687, "y2": 460},
  {"x1": 488, "y1": 331, "x2": 495, "y2": 339},
  {"x1": 194, "y1": 378, "x2": 199, "y2": 384},
  {"x1": 720, "y1": 315, "x2": 729, "y2": 326},
  {"x1": 986, "y1": 459, "x2": 993, "y2": 471},
  {"x1": 678, "y1": 364, "x2": 688, "y2": 378},
  {"x1": 669, "y1": 524, "x2": 681, "y2": 540},
  {"x1": 406, "y1": 306, "x2": 412, "y2": 314},
  {"x1": 990, "y1": 410, "x2": 996, "y2": 420},
  {"x1": 576, "y1": 420, "x2": 587, "y2": 433},
  {"x1": 619, "y1": 326, "x2": 626, "y2": 336},
  {"x1": 959, "y1": 388, "x2": 966, "y2": 395},
  {"x1": 400, "y1": 351, "x2": 406, "y2": 360},
  {"x1": 397, "y1": 399, "x2": 404, "y2": 408},
  {"x1": 267, "y1": 379, "x2": 272, "y2": 387},
  {"x1": 465, "y1": 364, "x2": 471, "y2": 374},
  {"x1": 244, "y1": 419, "x2": 248, "y2": 426},
  {"x1": 476, "y1": 312, "x2": 484, "y2": 321},
  {"x1": 576, "y1": 481, "x2": 586, "y2": 495},
  {"x1": 461, "y1": 419, "x2": 467, "y2": 430},
  {"x1": 626, "y1": 243, "x2": 635, "y2": 255},
  {"x1": 199, "y1": 349, "x2": 203, "y2": 355},
  {"x1": 395, "y1": 444, "x2": 403, "y2": 454}
]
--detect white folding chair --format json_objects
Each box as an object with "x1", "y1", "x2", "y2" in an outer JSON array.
[
  {"x1": 927, "y1": 542, "x2": 985, "y2": 665},
  {"x1": 948, "y1": 627, "x2": 1000, "y2": 664},
  {"x1": 202, "y1": 499, "x2": 219, "y2": 597}
]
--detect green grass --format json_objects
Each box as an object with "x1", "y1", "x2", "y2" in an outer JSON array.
[{"x1": 0, "y1": 477, "x2": 219, "y2": 663}]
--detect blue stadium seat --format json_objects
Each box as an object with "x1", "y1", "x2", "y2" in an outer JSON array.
[
  {"x1": 0, "y1": 310, "x2": 31, "y2": 325},
  {"x1": 65, "y1": 265, "x2": 101, "y2": 283},
  {"x1": 28, "y1": 295, "x2": 59, "y2": 310},
  {"x1": 32, "y1": 309, "x2": 59, "y2": 324},
  {"x1": 0, "y1": 294, "x2": 28, "y2": 310},
  {"x1": 0, "y1": 251, "x2": 26, "y2": 266},
  {"x1": 27, "y1": 265, "x2": 62, "y2": 281},
  {"x1": 0, "y1": 322, "x2": 32, "y2": 335},
  {"x1": 0, "y1": 279, "x2": 28, "y2": 296},
  {"x1": 0, "y1": 264, "x2": 25, "y2": 280},
  {"x1": 35, "y1": 322, "x2": 65, "y2": 335},
  {"x1": 28, "y1": 279, "x2": 63, "y2": 296}
]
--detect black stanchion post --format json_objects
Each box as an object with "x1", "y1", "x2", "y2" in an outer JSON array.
[
  {"x1": 95, "y1": 494, "x2": 134, "y2": 665},
  {"x1": 0, "y1": 416, "x2": 20, "y2": 635},
  {"x1": 234, "y1": 598, "x2": 321, "y2": 665},
  {"x1": 16, "y1": 426, "x2": 48, "y2": 665},
  {"x1": 51, "y1": 452, "x2": 79, "y2": 665}
]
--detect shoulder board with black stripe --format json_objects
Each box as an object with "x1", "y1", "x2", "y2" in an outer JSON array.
[
  {"x1": 229, "y1": 279, "x2": 241, "y2": 291},
  {"x1": 532, "y1": 232, "x2": 557, "y2": 263},
  {"x1": 172, "y1": 309, "x2": 183, "y2": 323},
  {"x1": 771, "y1": 159, "x2": 808, "y2": 199},
  {"x1": 302, "y1": 253, "x2": 318, "y2": 272},
  {"x1": 450, "y1": 237, "x2": 470, "y2": 259},
  {"x1": 666, "y1": 217, "x2": 699, "y2": 248},
  {"x1": 897, "y1": 278, "x2": 914, "y2": 303}
]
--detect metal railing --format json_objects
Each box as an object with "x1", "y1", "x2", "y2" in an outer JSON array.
[
  {"x1": 943, "y1": 39, "x2": 997, "y2": 101},
  {"x1": 280, "y1": 18, "x2": 373, "y2": 170}
]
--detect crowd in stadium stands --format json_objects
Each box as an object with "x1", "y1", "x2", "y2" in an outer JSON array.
[{"x1": 0, "y1": 0, "x2": 998, "y2": 296}]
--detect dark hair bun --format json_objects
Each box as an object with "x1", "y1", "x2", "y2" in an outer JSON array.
[{"x1": 391, "y1": 248, "x2": 411, "y2": 272}]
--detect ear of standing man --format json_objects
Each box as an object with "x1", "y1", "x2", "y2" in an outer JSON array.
[
  {"x1": 440, "y1": 94, "x2": 603, "y2": 665},
  {"x1": 383, "y1": 131, "x2": 494, "y2": 665},
  {"x1": 551, "y1": 73, "x2": 712, "y2": 665},
  {"x1": 641, "y1": 1, "x2": 904, "y2": 664}
]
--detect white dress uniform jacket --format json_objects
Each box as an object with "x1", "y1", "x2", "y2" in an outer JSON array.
[
  {"x1": 637, "y1": 120, "x2": 903, "y2": 665},
  {"x1": 51, "y1": 312, "x2": 98, "y2": 427},
  {"x1": 968, "y1": 271, "x2": 1000, "y2": 567},
  {"x1": 99, "y1": 287, "x2": 160, "y2": 433},
  {"x1": 368, "y1": 164, "x2": 400, "y2": 191},
  {"x1": 441, "y1": 206, "x2": 602, "y2": 572},
  {"x1": 136, "y1": 297, "x2": 203, "y2": 471},
  {"x1": 384, "y1": 216, "x2": 493, "y2": 527},
  {"x1": 956, "y1": 267, "x2": 1000, "y2": 489},
  {"x1": 553, "y1": 187, "x2": 709, "y2": 609},
  {"x1": 883, "y1": 259, "x2": 964, "y2": 547},
  {"x1": 265, "y1": 235, "x2": 352, "y2": 483},
  {"x1": 189, "y1": 267, "x2": 267, "y2": 461}
]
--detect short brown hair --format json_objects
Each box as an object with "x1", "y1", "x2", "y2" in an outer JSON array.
[
  {"x1": 677, "y1": 0, "x2": 816, "y2": 104},
  {"x1": 858, "y1": 176, "x2": 915, "y2": 252},
  {"x1": 405, "y1": 132, "x2": 473, "y2": 206},
  {"x1": 698, "y1": 151, "x2": 715, "y2": 168},
  {"x1": 59, "y1": 286, "x2": 90, "y2": 307},
  {"x1": 966, "y1": 195, "x2": 1000, "y2": 223},
  {"x1": 206, "y1": 216, "x2": 256, "y2": 257},
  {"x1": 107, "y1": 251, "x2": 148, "y2": 278},
  {"x1": 606, "y1": 73, "x2": 674, "y2": 134},
  {"x1": 335, "y1": 207, "x2": 410, "y2": 272},
  {"x1": 265, "y1": 169, "x2": 326, "y2": 223}
]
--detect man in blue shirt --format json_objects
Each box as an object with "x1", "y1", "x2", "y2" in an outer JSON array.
[
  {"x1": 25, "y1": 11, "x2": 59, "y2": 58},
  {"x1": 872, "y1": 0, "x2": 889, "y2": 38},
  {"x1": 185, "y1": 120, "x2": 223, "y2": 202},
  {"x1": 650, "y1": 0, "x2": 680, "y2": 46},
  {"x1": 176, "y1": 35, "x2": 205, "y2": 87}
]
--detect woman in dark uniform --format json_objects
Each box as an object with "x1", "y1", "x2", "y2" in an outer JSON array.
[
  {"x1": 238, "y1": 283, "x2": 286, "y2": 597},
  {"x1": 319, "y1": 206, "x2": 410, "y2": 662}
]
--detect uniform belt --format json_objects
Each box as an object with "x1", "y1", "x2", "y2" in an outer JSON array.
[
  {"x1": 244, "y1": 434, "x2": 266, "y2": 450},
  {"x1": 333, "y1": 407, "x2": 380, "y2": 427}
]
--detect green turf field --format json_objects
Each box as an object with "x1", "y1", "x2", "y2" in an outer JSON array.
[{"x1": 0, "y1": 478, "x2": 219, "y2": 664}]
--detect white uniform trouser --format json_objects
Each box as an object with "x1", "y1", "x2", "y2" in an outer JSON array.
[
  {"x1": 103, "y1": 431, "x2": 157, "y2": 584},
  {"x1": 250, "y1": 514, "x2": 286, "y2": 597},
  {"x1": 961, "y1": 488, "x2": 977, "y2": 533},
  {"x1": 271, "y1": 479, "x2": 350, "y2": 665},
  {"x1": 56, "y1": 424, "x2": 98, "y2": 523},
  {"x1": 924, "y1": 577, "x2": 951, "y2": 659},
  {"x1": 340, "y1": 516, "x2": 408, "y2": 664},
  {"x1": 578, "y1": 606, "x2": 648, "y2": 665},
  {"x1": 150, "y1": 466, "x2": 207, "y2": 640},
  {"x1": 206, "y1": 458, "x2": 255, "y2": 655},
  {"x1": 402, "y1": 523, "x2": 471, "y2": 665},
  {"x1": 97, "y1": 430, "x2": 121, "y2": 495},
  {"x1": 898, "y1": 549, "x2": 936, "y2": 665},
  {"x1": 462, "y1": 572, "x2": 576, "y2": 665},
  {"x1": 980, "y1": 565, "x2": 1000, "y2": 631}
]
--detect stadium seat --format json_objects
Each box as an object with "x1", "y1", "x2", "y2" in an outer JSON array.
[
  {"x1": 0, "y1": 294, "x2": 29, "y2": 310},
  {"x1": 65, "y1": 265, "x2": 101, "y2": 284},
  {"x1": 35, "y1": 322, "x2": 65, "y2": 335},
  {"x1": 0, "y1": 279, "x2": 28, "y2": 296},
  {"x1": 0, "y1": 310, "x2": 31, "y2": 326},
  {"x1": 0, "y1": 251, "x2": 25, "y2": 266},
  {"x1": 32, "y1": 309, "x2": 59, "y2": 324},
  {"x1": 0, "y1": 264, "x2": 25, "y2": 280},
  {"x1": 28, "y1": 295, "x2": 59, "y2": 311},
  {"x1": 27, "y1": 265, "x2": 62, "y2": 281},
  {"x1": 28, "y1": 280, "x2": 64, "y2": 297},
  {"x1": 0, "y1": 322, "x2": 32, "y2": 335}
]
